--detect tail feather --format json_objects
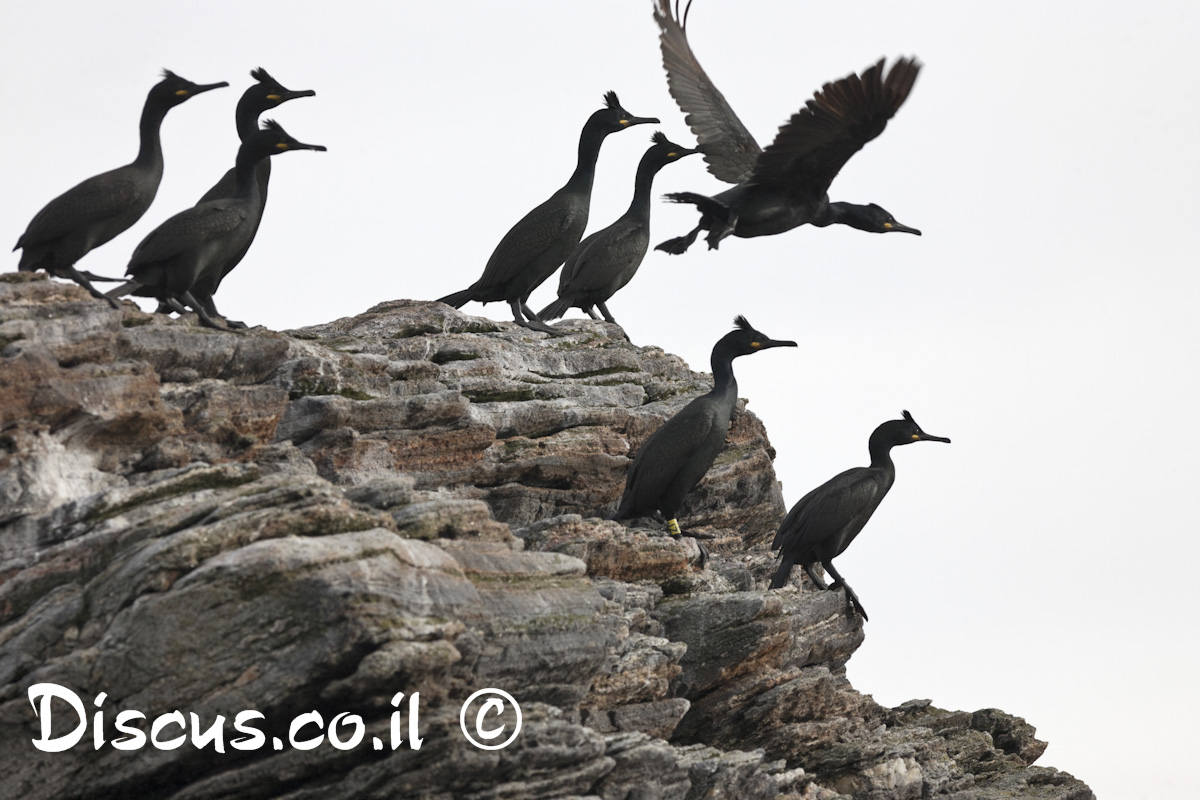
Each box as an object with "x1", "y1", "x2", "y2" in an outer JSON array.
[
  {"x1": 437, "y1": 286, "x2": 476, "y2": 308},
  {"x1": 768, "y1": 555, "x2": 795, "y2": 590},
  {"x1": 105, "y1": 280, "x2": 143, "y2": 301},
  {"x1": 538, "y1": 295, "x2": 574, "y2": 321}
]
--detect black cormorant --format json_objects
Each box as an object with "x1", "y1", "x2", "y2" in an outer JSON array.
[
  {"x1": 105, "y1": 120, "x2": 326, "y2": 328},
  {"x1": 769, "y1": 410, "x2": 950, "y2": 620},
  {"x1": 615, "y1": 315, "x2": 796, "y2": 535},
  {"x1": 157, "y1": 67, "x2": 316, "y2": 327},
  {"x1": 538, "y1": 131, "x2": 697, "y2": 327},
  {"x1": 14, "y1": 70, "x2": 228, "y2": 303},
  {"x1": 652, "y1": 0, "x2": 921, "y2": 254},
  {"x1": 438, "y1": 92, "x2": 658, "y2": 332}
]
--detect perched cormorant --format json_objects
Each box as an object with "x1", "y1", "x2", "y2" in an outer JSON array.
[
  {"x1": 615, "y1": 316, "x2": 796, "y2": 535},
  {"x1": 538, "y1": 131, "x2": 697, "y2": 327},
  {"x1": 157, "y1": 67, "x2": 316, "y2": 327},
  {"x1": 106, "y1": 120, "x2": 326, "y2": 328},
  {"x1": 438, "y1": 91, "x2": 658, "y2": 332},
  {"x1": 652, "y1": 0, "x2": 921, "y2": 253},
  {"x1": 769, "y1": 411, "x2": 950, "y2": 620},
  {"x1": 14, "y1": 70, "x2": 229, "y2": 303}
]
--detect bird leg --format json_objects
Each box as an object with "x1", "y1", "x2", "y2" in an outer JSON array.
[
  {"x1": 596, "y1": 302, "x2": 619, "y2": 325},
  {"x1": 823, "y1": 561, "x2": 868, "y2": 621},
  {"x1": 511, "y1": 299, "x2": 561, "y2": 335},
  {"x1": 654, "y1": 224, "x2": 702, "y2": 255},
  {"x1": 666, "y1": 518, "x2": 681, "y2": 536},
  {"x1": 201, "y1": 294, "x2": 248, "y2": 329},
  {"x1": 802, "y1": 563, "x2": 829, "y2": 590},
  {"x1": 62, "y1": 265, "x2": 119, "y2": 308},
  {"x1": 181, "y1": 290, "x2": 241, "y2": 334},
  {"x1": 704, "y1": 210, "x2": 738, "y2": 250},
  {"x1": 584, "y1": 306, "x2": 602, "y2": 321}
]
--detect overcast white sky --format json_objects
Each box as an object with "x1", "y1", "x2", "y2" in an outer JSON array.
[{"x1": 4, "y1": 2, "x2": 1199, "y2": 797}]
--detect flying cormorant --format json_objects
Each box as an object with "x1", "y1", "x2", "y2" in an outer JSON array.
[
  {"x1": 14, "y1": 70, "x2": 228, "y2": 303},
  {"x1": 106, "y1": 120, "x2": 325, "y2": 328},
  {"x1": 769, "y1": 410, "x2": 950, "y2": 620},
  {"x1": 652, "y1": 0, "x2": 921, "y2": 253},
  {"x1": 615, "y1": 315, "x2": 796, "y2": 535},
  {"x1": 538, "y1": 131, "x2": 697, "y2": 328},
  {"x1": 438, "y1": 92, "x2": 658, "y2": 332},
  {"x1": 156, "y1": 67, "x2": 316, "y2": 327}
]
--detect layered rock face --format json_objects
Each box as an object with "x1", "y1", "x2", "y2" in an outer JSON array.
[{"x1": 0, "y1": 274, "x2": 1093, "y2": 799}]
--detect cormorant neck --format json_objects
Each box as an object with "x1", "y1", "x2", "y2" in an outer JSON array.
[
  {"x1": 234, "y1": 99, "x2": 260, "y2": 143},
  {"x1": 626, "y1": 157, "x2": 663, "y2": 220},
  {"x1": 232, "y1": 149, "x2": 269, "y2": 204},
  {"x1": 820, "y1": 202, "x2": 875, "y2": 232},
  {"x1": 709, "y1": 345, "x2": 738, "y2": 397},
  {"x1": 867, "y1": 431, "x2": 898, "y2": 473},
  {"x1": 133, "y1": 96, "x2": 169, "y2": 170},
  {"x1": 235, "y1": 105, "x2": 273, "y2": 197},
  {"x1": 565, "y1": 123, "x2": 610, "y2": 194}
]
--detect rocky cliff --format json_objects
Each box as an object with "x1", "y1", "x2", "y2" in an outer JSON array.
[{"x1": 0, "y1": 273, "x2": 1093, "y2": 799}]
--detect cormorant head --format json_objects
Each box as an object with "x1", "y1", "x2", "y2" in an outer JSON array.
[
  {"x1": 716, "y1": 315, "x2": 798, "y2": 359},
  {"x1": 586, "y1": 91, "x2": 660, "y2": 135},
  {"x1": 240, "y1": 119, "x2": 328, "y2": 163},
  {"x1": 151, "y1": 69, "x2": 229, "y2": 108},
  {"x1": 643, "y1": 131, "x2": 699, "y2": 169},
  {"x1": 872, "y1": 410, "x2": 951, "y2": 450},
  {"x1": 239, "y1": 67, "x2": 317, "y2": 117},
  {"x1": 853, "y1": 203, "x2": 921, "y2": 235}
]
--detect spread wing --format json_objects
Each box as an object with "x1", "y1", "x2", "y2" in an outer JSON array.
[
  {"x1": 750, "y1": 57, "x2": 920, "y2": 199},
  {"x1": 18, "y1": 170, "x2": 142, "y2": 247},
  {"x1": 129, "y1": 201, "x2": 248, "y2": 269},
  {"x1": 654, "y1": 0, "x2": 761, "y2": 184}
]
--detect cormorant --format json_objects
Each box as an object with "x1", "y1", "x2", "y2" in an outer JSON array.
[
  {"x1": 538, "y1": 131, "x2": 697, "y2": 327},
  {"x1": 615, "y1": 315, "x2": 796, "y2": 536},
  {"x1": 438, "y1": 91, "x2": 658, "y2": 332},
  {"x1": 652, "y1": 0, "x2": 921, "y2": 254},
  {"x1": 105, "y1": 120, "x2": 326, "y2": 328},
  {"x1": 14, "y1": 70, "x2": 229, "y2": 303},
  {"x1": 157, "y1": 67, "x2": 316, "y2": 327},
  {"x1": 769, "y1": 411, "x2": 950, "y2": 620}
]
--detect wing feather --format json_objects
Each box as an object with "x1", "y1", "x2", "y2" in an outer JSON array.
[
  {"x1": 653, "y1": 0, "x2": 761, "y2": 184},
  {"x1": 750, "y1": 57, "x2": 920, "y2": 199}
]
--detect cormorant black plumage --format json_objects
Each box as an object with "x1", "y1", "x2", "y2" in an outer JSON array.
[
  {"x1": 615, "y1": 316, "x2": 796, "y2": 535},
  {"x1": 14, "y1": 70, "x2": 228, "y2": 303},
  {"x1": 652, "y1": 0, "x2": 921, "y2": 254},
  {"x1": 769, "y1": 411, "x2": 950, "y2": 620},
  {"x1": 106, "y1": 120, "x2": 326, "y2": 328},
  {"x1": 538, "y1": 131, "x2": 697, "y2": 327},
  {"x1": 159, "y1": 68, "x2": 316, "y2": 327},
  {"x1": 438, "y1": 91, "x2": 658, "y2": 332}
]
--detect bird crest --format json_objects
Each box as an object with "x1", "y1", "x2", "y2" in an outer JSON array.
[
  {"x1": 604, "y1": 90, "x2": 621, "y2": 110},
  {"x1": 902, "y1": 410, "x2": 915, "y2": 423},
  {"x1": 261, "y1": 119, "x2": 284, "y2": 134},
  {"x1": 160, "y1": 68, "x2": 181, "y2": 81},
  {"x1": 651, "y1": 130, "x2": 670, "y2": 146},
  {"x1": 733, "y1": 315, "x2": 753, "y2": 331},
  {"x1": 250, "y1": 67, "x2": 279, "y2": 85}
]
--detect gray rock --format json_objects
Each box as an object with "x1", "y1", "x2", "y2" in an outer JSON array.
[{"x1": 0, "y1": 279, "x2": 1093, "y2": 799}]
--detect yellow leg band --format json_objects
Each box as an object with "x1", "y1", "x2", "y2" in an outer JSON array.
[{"x1": 667, "y1": 519, "x2": 681, "y2": 536}]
